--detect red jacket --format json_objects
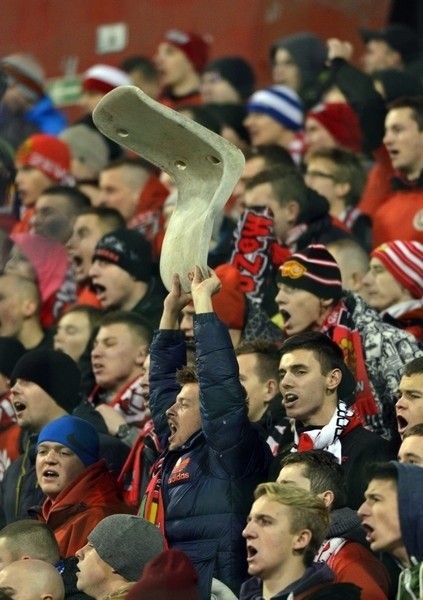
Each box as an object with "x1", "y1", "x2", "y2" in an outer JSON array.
[
  {"x1": 38, "y1": 459, "x2": 133, "y2": 557},
  {"x1": 359, "y1": 145, "x2": 394, "y2": 218},
  {"x1": 317, "y1": 537, "x2": 390, "y2": 599},
  {"x1": 372, "y1": 188, "x2": 423, "y2": 247},
  {"x1": 135, "y1": 174, "x2": 168, "y2": 215}
]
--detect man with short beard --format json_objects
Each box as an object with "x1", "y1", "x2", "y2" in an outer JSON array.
[{"x1": 140, "y1": 267, "x2": 271, "y2": 598}]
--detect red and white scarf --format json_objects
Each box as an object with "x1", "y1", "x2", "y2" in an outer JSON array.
[
  {"x1": 292, "y1": 401, "x2": 362, "y2": 463},
  {"x1": 319, "y1": 301, "x2": 378, "y2": 423},
  {"x1": 88, "y1": 375, "x2": 151, "y2": 429}
]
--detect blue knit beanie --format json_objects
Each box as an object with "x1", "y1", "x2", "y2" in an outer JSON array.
[
  {"x1": 247, "y1": 85, "x2": 303, "y2": 131},
  {"x1": 37, "y1": 415, "x2": 100, "y2": 467}
]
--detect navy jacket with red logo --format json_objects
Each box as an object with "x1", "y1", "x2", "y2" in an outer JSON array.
[{"x1": 149, "y1": 313, "x2": 272, "y2": 600}]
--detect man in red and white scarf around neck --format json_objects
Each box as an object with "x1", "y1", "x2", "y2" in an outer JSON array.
[
  {"x1": 83, "y1": 311, "x2": 152, "y2": 446},
  {"x1": 276, "y1": 330, "x2": 395, "y2": 510},
  {"x1": 275, "y1": 244, "x2": 423, "y2": 440}
]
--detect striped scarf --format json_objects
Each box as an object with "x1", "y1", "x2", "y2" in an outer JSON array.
[{"x1": 292, "y1": 400, "x2": 362, "y2": 463}]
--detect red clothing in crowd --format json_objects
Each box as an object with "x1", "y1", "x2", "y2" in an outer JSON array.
[
  {"x1": 129, "y1": 174, "x2": 168, "y2": 259},
  {"x1": 76, "y1": 284, "x2": 103, "y2": 307},
  {"x1": 372, "y1": 188, "x2": 423, "y2": 247},
  {"x1": 358, "y1": 145, "x2": 394, "y2": 218},
  {"x1": 158, "y1": 90, "x2": 203, "y2": 110},
  {"x1": 38, "y1": 459, "x2": 133, "y2": 557},
  {"x1": 11, "y1": 207, "x2": 34, "y2": 234},
  {"x1": 0, "y1": 396, "x2": 21, "y2": 481},
  {"x1": 318, "y1": 538, "x2": 390, "y2": 599}
]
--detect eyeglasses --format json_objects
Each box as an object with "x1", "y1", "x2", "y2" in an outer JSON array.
[
  {"x1": 305, "y1": 170, "x2": 337, "y2": 180},
  {"x1": 202, "y1": 72, "x2": 222, "y2": 85}
]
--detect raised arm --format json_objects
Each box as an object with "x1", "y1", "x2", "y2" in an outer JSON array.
[
  {"x1": 191, "y1": 266, "x2": 271, "y2": 475},
  {"x1": 190, "y1": 265, "x2": 221, "y2": 314},
  {"x1": 160, "y1": 273, "x2": 193, "y2": 329},
  {"x1": 326, "y1": 37, "x2": 387, "y2": 154},
  {"x1": 149, "y1": 274, "x2": 192, "y2": 442}
]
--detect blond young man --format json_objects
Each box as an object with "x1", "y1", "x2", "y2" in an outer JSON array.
[{"x1": 240, "y1": 482, "x2": 360, "y2": 599}]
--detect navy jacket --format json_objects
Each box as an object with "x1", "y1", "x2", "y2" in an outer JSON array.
[
  {"x1": 149, "y1": 313, "x2": 272, "y2": 599},
  {"x1": 240, "y1": 563, "x2": 361, "y2": 599}
]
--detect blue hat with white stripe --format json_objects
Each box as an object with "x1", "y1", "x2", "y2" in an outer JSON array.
[{"x1": 247, "y1": 85, "x2": 303, "y2": 131}]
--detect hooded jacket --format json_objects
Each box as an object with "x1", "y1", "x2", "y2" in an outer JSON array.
[
  {"x1": 239, "y1": 562, "x2": 361, "y2": 599},
  {"x1": 269, "y1": 33, "x2": 328, "y2": 110},
  {"x1": 0, "y1": 431, "x2": 129, "y2": 528},
  {"x1": 391, "y1": 462, "x2": 423, "y2": 600},
  {"x1": 395, "y1": 463, "x2": 423, "y2": 564},
  {"x1": 37, "y1": 459, "x2": 133, "y2": 557}
]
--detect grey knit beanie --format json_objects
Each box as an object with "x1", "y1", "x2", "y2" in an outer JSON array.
[
  {"x1": 88, "y1": 514, "x2": 165, "y2": 582},
  {"x1": 60, "y1": 125, "x2": 109, "y2": 176},
  {"x1": 1, "y1": 53, "x2": 45, "y2": 102}
]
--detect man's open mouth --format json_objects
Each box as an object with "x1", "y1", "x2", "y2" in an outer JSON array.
[
  {"x1": 42, "y1": 469, "x2": 59, "y2": 479},
  {"x1": 361, "y1": 523, "x2": 374, "y2": 543},
  {"x1": 283, "y1": 393, "x2": 298, "y2": 408},
  {"x1": 93, "y1": 284, "x2": 107, "y2": 300},
  {"x1": 13, "y1": 401, "x2": 26, "y2": 413},
  {"x1": 397, "y1": 414, "x2": 408, "y2": 433},
  {"x1": 280, "y1": 309, "x2": 291, "y2": 324}
]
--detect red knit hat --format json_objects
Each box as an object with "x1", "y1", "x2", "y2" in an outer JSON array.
[
  {"x1": 162, "y1": 29, "x2": 210, "y2": 73},
  {"x1": 82, "y1": 64, "x2": 131, "y2": 94},
  {"x1": 371, "y1": 241, "x2": 423, "y2": 299},
  {"x1": 15, "y1": 134, "x2": 72, "y2": 183},
  {"x1": 126, "y1": 549, "x2": 200, "y2": 600},
  {"x1": 212, "y1": 264, "x2": 247, "y2": 330},
  {"x1": 306, "y1": 102, "x2": 363, "y2": 153}
]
